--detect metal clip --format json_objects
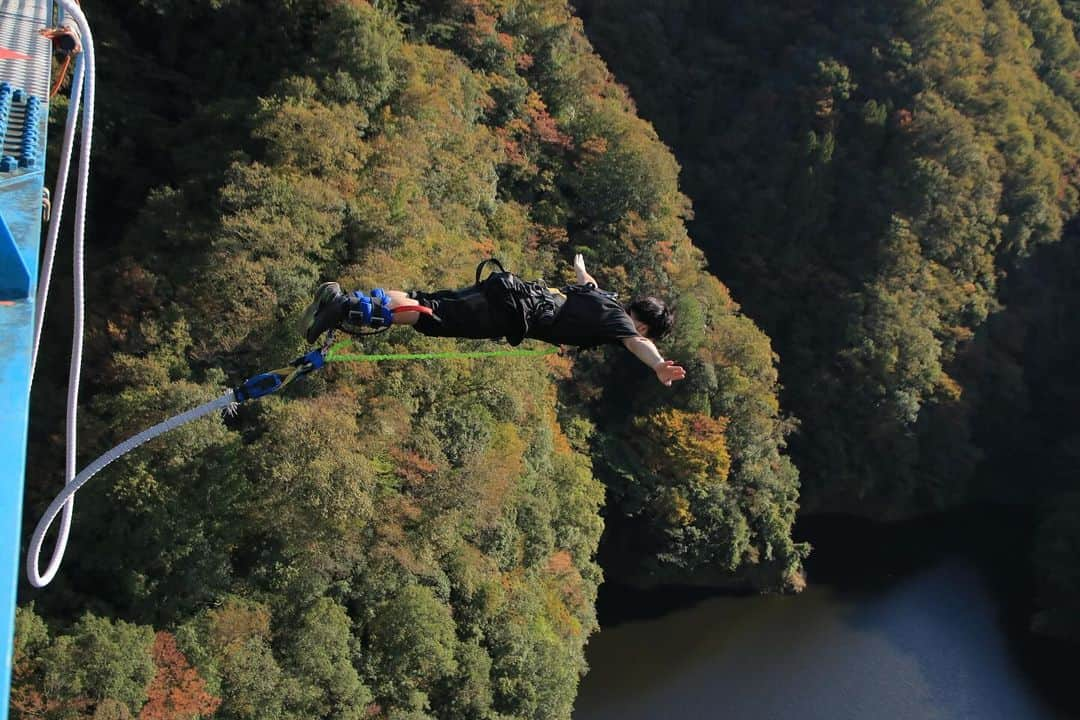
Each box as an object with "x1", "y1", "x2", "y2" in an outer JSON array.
[{"x1": 232, "y1": 372, "x2": 285, "y2": 403}]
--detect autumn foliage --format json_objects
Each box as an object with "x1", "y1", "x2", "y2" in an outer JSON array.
[
  {"x1": 138, "y1": 633, "x2": 220, "y2": 720},
  {"x1": 19, "y1": 0, "x2": 801, "y2": 717},
  {"x1": 579, "y1": 0, "x2": 1080, "y2": 636},
  {"x1": 636, "y1": 409, "x2": 731, "y2": 485}
]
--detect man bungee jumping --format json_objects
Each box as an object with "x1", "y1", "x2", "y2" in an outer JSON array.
[{"x1": 300, "y1": 255, "x2": 687, "y2": 386}]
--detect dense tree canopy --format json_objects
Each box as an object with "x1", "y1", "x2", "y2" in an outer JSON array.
[
  {"x1": 19, "y1": 0, "x2": 800, "y2": 717},
  {"x1": 578, "y1": 0, "x2": 1080, "y2": 638}
]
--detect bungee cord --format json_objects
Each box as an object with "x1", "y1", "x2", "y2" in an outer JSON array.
[
  {"x1": 26, "y1": 391, "x2": 236, "y2": 587},
  {"x1": 22, "y1": 2, "x2": 561, "y2": 589},
  {"x1": 26, "y1": 0, "x2": 96, "y2": 588},
  {"x1": 325, "y1": 341, "x2": 559, "y2": 363},
  {"x1": 26, "y1": 325, "x2": 559, "y2": 587}
]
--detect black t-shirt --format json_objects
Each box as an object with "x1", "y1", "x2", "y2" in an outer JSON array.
[{"x1": 526, "y1": 284, "x2": 639, "y2": 347}]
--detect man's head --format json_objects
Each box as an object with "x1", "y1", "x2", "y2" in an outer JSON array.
[{"x1": 629, "y1": 297, "x2": 675, "y2": 340}]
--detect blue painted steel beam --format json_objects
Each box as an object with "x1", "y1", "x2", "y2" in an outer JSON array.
[
  {"x1": 0, "y1": 1, "x2": 51, "y2": 717},
  {"x1": 0, "y1": 212, "x2": 32, "y2": 299},
  {"x1": 0, "y1": 175, "x2": 42, "y2": 720}
]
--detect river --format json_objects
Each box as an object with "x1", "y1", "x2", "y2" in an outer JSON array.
[{"x1": 575, "y1": 514, "x2": 1077, "y2": 720}]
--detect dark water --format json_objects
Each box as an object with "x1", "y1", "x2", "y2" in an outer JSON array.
[{"x1": 575, "y1": 515, "x2": 1078, "y2": 720}]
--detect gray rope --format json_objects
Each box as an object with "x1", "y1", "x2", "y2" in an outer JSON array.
[{"x1": 26, "y1": 391, "x2": 236, "y2": 587}]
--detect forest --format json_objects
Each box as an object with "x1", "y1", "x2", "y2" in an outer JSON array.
[
  {"x1": 11, "y1": 0, "x2": 1080, "y2": 717},
  {"x1": 578, "y1": 0, "x2": 1080, "y2": 640},
  {"x1": 15, "y1": 1, "x2": 800, "y2": 717}
]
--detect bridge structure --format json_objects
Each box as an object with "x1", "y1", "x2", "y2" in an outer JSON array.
[{"x1": 0, "y1": 1, "x2": 53, "y2": 717}]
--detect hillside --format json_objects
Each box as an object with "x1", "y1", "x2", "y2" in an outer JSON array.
[
  {"x1": 15, "y1": 1, "x2": 801, "y2": 717},
  {"x1": 578, "y1": 0, "x2": 1080, "y2": 640}
]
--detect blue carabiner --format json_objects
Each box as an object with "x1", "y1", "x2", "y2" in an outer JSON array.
[{"x1": 233, "y1": 372, "x2": 284, "y2": 403}]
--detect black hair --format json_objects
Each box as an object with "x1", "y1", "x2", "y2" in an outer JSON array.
[{"x1": 629, "y1": 296, "x2": 675, "y2": 340}]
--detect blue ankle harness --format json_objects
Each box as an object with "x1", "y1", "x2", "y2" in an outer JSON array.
[{"x1": 346, "y1": 287, "x2": 394, "y2": 331}]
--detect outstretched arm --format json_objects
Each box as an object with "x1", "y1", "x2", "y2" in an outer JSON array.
[
  {"x1": 574, "y1": 253, "x2": 599, "y2": 288},
  {"x1": 622, "y1": 336, "x2": 687, "y2": 386}
]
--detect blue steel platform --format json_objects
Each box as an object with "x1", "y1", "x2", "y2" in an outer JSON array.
[{"x1": 0, "y1": 1, "x2": 51, "y2": 717}]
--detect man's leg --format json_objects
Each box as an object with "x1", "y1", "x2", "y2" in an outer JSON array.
[
  {"x1": 301, "y1": 283, "x2": 508, "y2": 342},
  {"x1": 406, "y1": 285, "x2": 508, "y2": 338},
  {"x1": 301, "y1": 284, "x2": 419, "y2": 342},
  {"x1": 383, "y1": 290, "x2": 422, "y2": 325}
]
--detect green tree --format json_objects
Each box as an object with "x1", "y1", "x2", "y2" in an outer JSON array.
[{"x1": 365, "y1": 584, "x2": 458, "y2": 713}]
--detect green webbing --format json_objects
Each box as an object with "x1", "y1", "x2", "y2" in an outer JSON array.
[{"x1": 324, "y1": 340, "x2": 559, "y2": 363}]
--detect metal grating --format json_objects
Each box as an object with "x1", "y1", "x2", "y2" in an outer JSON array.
[{"x1": 0, "y1": 0, "x2": 52, "y2": 99}]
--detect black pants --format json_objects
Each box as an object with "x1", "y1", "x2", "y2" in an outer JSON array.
[{"x1": 412, "y1": 273, "x2": 561, "y2": 346}]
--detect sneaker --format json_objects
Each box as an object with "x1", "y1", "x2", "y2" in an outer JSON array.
[{"x1": 300, "y1": 282, "x2": 348, "y2": 343}]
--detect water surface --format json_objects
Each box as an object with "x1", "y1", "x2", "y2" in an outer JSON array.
[{"x1": 575, "y1": 557, "x2": 1072, "y2": 720}]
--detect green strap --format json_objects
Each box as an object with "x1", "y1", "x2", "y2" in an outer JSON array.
[{"x1": 324, "y1": 340, "x2": 559, "y2": 363}]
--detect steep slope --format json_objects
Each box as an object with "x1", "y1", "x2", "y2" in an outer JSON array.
[
  {"x1": 578, "y1": 0, "x2": 1080, "y2": 639},
  {"x1": 16, "y1": 1, "x2": 802, "y2": 717}
]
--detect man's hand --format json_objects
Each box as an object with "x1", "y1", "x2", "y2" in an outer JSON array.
[
  {"x1": 653, "y1": 360, "x2": 686, "y2": 386},
  {"x1": 623, "y1": 336, "x2": 686, "y2": 386},
  {"x1": 573, "y1": 253, "x2": 596, "y2": 286}
]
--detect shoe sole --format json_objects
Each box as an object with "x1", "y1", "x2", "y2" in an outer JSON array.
[{"x1": 300, "y1": 282, "x2": 342, "y2": 343}]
